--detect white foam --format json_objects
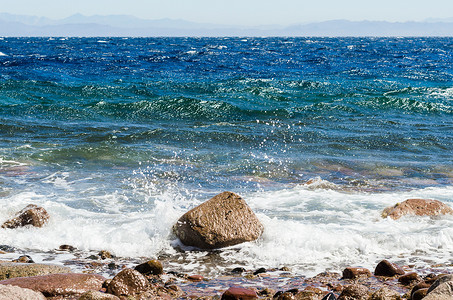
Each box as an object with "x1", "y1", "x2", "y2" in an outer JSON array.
[
  {"x1": 0, "y1": 52, "x2": 7, "y2": 57},
  {"x1": 0, "y1": 184, "x2": 452, "y2": 276}
]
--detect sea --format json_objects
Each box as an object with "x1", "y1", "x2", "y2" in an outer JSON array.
[{"x1": 0, "y1": 37, "x2": 452, "y2": 277}]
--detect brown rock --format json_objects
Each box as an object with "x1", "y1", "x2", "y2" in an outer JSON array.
[
  {"x1": 276, "y1": 292, "x2": 295, "y2": 300},
  {"x1": 369, "y1": 287, "x2": 401, "y2": 300},
  {"x1": 78, "y1": 290, "x2": 120, "y2": 300},
  {"x1": 1, "y1": 204, "x2": 50, "y2": 228},
  {"x1": 173, "y1": 191, "x2": 264, "y2": 249},
  {"x1": 187, "y1": 275, "x2": 204, "y2": 282},
  {"x1": 98, "y1": 250, "x2": 112, "y2": 260},
  {"x1": 398, "y1": 272, "x2": 420, "y2": 285},
  {"x1": 410, "y1": 282, "x2": 430, "y2": 298},
  {"x1": 411, "y1": 288, "x2": 428, "y2": 300},
  {"x1": 382, "y1": 198, "x2": 453, "y2": 220},
  {"x1": 106, "y1": 268, "x2": 149, "y2": 297},
  {"x1": 338, "y1": 284, "x2": 368, "y2": 300},
  {"x1": 342, "y1": 267, "x2": 371, "y2": 279},
  {"x1": 134, "y1": 259, "x2": 163, "y2": 276},
  {"x1": 0, "y1": 273, "x2": 105, "y2": 298},
  {"x1": 221, "y1": 286, "x2": 258, "y2": 300},
  {"x1": 374, "y1": 260, "x2": 405, "y2": 277},
  {"x1": 0, "y1": 262, "x2": 71, "y2": 280}
]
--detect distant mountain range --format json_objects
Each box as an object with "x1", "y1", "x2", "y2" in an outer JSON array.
[{"x1": 1, "y1": 13, "x2": 453, "y2": 37}]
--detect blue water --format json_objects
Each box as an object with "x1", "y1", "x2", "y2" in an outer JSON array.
[{"x1": 0, "y1": 37, "x2": 452, "y2": 275}]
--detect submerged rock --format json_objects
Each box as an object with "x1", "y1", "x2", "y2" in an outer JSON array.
[
  {"x1": 0, "y1": 262, "x2": 71, "y2": 280},
  {"x1": 0, "y1": 284, "x2": 46, "y2": 300},
  {"x1": 173, "y1": 191, "x2": 264, "y2": 249},
  {"x1": 1, "y1": 204, "x2": 50, "y2": 229},
  {"x1": 382, "y1": 198, "x2": 453, "y2": 220},
  {"x1": 0, "y1": 273, "x2": 105, "y2": 298}
]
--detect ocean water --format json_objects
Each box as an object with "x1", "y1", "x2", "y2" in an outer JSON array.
[{"x1": 0, "y1": 37, "x2": 452, "y2": 276}]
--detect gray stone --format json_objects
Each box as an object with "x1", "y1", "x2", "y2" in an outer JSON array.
[
  {"x1": 0, "y1": 262, "x2": 71, "y2": 280},
  {"x1": 0, "y1": 284, "x2": 46, "y2": 300}
]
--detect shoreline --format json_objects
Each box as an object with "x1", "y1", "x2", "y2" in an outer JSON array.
[{"x1": 1, "y1": 245, "x2": 453, "y2": 299}]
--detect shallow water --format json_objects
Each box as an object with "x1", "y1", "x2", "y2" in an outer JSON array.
[{"x1": 0, "y1": 37, "x2": 452, "y2": 276}]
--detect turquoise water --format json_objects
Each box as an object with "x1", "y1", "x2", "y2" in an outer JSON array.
[{"x1": 0, "y1": 37, "x2": 452, "y2": 275}]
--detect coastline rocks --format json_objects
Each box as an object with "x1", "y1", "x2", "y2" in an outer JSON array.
[
  {"x1": 106, "y1": 268, "x2": 149, "y2": 297},
  {"x1": 1, "y1": 204, "x2": 50, "y2": 229},
  {"x1": 134, "y1": 259, "x2": 163, "y2": 276},
  {"x1": 221, "y1": 286, "x2": 258, "y2": 300},
  {"x1": 382, "y1": 198, "x2": 453, "y2": 220},
  {"x1": 0, "y1": 262, "x2": 71, "y2": 280},
  {"x1": 374, "y1": 260, "x2": 405, "y2": 277},
  {"x1": 338, "y1": 284, "x2": 368, "y2": 300},
  {"x1": 173, "y1": 191, "x2": 264, "y2": 249},
  {"x1": 342, "y1": 267, "x2": 371, "y2": 279},
  {"x1": 369, "y1": 287, "x2": 401, "y2": 300},
  {"x1": 423, "y1": 275, "x2": 453, "y2": 300},
  {"x1": 78, "y1": 290, "x2": 120, "y2": 300},
  {"x1": 0, "y1": 273, "x2": 105, "y2": 298},
  {"x1": 0, "y1": 284, "x2": 46, "y2": 300}
]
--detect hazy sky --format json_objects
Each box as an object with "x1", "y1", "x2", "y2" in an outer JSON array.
[{"x1": 1, "y1": 0, "x2": 453, "y2": 26}]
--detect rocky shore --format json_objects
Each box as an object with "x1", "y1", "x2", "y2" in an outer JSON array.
[{"x1": 1, "y1": 192, "x2": 452, "y2": 299}]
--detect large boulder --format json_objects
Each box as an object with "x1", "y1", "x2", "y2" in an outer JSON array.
[
  {"x1": 173, "y1": 191, "x2": 264, "y2": 249},
  {"x1": 382, "y1": 199, "x2": 453, "y2": 220},
  {"x1": 0, "y1": 284, "x2": 46, "y2": 300},
  {"x1": 0, "y1": 262, "x2": 71, "y2": 280},
  {"x1": 0, "y1": 273, "x2": 105, "y2": 298},
  {"x1": 1, "y1": 205, "x2": 50, "y2": 229}
]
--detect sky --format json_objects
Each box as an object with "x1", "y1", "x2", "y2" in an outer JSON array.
[{"x1": 1, "y1": 0, "x2": 453, "y2": 26}]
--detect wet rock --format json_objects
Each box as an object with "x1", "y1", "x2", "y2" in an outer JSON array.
[
  {"x1": 253, "y1": 267, "x2": 267, "y2": 275},
  {"x1": 374, "y1": 260, "x2": 405, "y2": 277},
  {"x1": 134, "y1": 259, "x2": 163, "y2": 276},
  {"x1": 78, "y1": 290, "x2": 120, "y2": 300},
  {"x1": 411, "y1": 288, "x2": 428, "y2": 300},
  {"x1": 1, "y1": 204, "x2": 50, "y2": 229},
  {"x1": 382, "y1": 198, "x2": 453, "y2": 220},
  {"x1": 337, "y1": 284, "x2": 368, "y2": 300},
  {"x1": 106, "y1": 268, "x2": 149, "y2": 297},
  {"x1": 369, "y1": 287, "x2": 401, "y2": 300},
  {"x1": 173, "y1": 191, "x2": 264, "y2": 249},
  {"x1": 410, "y1": 282, "x2": 430, "y2": 298},
  {"x1": 99, "y1": 250, "x2": 113, "y2": 260},
  {"x1": 231, "y1": 267, "x2": 246, "y2": 274},
  {"x1": 342, "y1": 267, "x2": 371, "y2": 279},
  {"x1": 188, "y1": 274, "x2": 204, "y2": 282},
  {"x1": 424, "y1": 280, "x2": 453, "y2": 300},
  {"x1": 0, "y1": 273, "x2": 105, "y2": 298},
  {"x1": 276, "y1": 292, "x2": 295, "y2": 300},
  {"x1": 322, "y1": 292, "x2": 337, "y2": 300},
  {"x1": 58, "y1": 244, "x2": 76, "y2": 252},
  {"x1": 12, "y1": 255, "x2": 34, "y2": 264},
  {"x1": 0, "y1": 262, "x2": 71, "y2": 280},
  {"x1": 398, "y1": 272, "x2": 420, "y2": 285},
  {"x1": 221, "y1": 286, "x2": 258, "y2": 300},
  {"x1": 258, "y1": 287, "x2": 275, "y2": 297},
  {"x1": 426, "y1": 274, "x2": 453, "y2": 293},
  {"x1": 0, "y1": 284, "x2": 46, "y2": 300}
]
